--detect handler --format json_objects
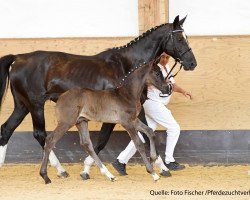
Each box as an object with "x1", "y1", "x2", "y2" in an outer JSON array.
[{"x1": 112, "y1": 52, "x2": 193, "y2": 176}]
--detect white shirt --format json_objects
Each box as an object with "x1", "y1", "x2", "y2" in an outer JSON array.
[{"x1": 147, "y1": 63, "x2": 175, "y2": 105}]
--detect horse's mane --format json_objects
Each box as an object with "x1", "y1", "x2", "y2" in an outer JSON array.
[{"x1": 107, "y1": 23, "x2": 169, "y2": 51}]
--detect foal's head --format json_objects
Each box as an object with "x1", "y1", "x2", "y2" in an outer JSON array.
[{"x1": 145, "y1": 58, "x2": 172, "y2": 95}]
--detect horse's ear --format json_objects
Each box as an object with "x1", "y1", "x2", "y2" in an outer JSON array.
[
  {"x1": 179, "y1": 15, "x2": 187, "y2": 26},
  {"x1": 173, "y1": 15, "x2": 180, "y2": 29}
]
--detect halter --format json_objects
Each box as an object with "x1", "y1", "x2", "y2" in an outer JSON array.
[
  {"x1": 158, "y1": 29, "x2": 192, "y2": 97},
  {"x1": 164, "y1": 29, "x2": 192, "y2": 80}
]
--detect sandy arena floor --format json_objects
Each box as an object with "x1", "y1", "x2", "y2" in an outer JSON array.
[{"x1": 0, "y1": 164, "x2": 249, "y2": 200}]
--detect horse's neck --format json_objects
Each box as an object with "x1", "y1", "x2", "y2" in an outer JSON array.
[
  {"x1": 104, "y1": 24, "x2": 170, "y2": 68},
  {"x1": 119, "y1": 64, "x2": 151, "y2": 101}
]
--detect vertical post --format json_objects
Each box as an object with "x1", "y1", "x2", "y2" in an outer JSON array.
[{"x1": 138, "y1": 0, "x2": 168, "y2": 34}]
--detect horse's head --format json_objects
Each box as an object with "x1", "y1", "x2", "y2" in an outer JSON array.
[
  {"x1": 160, "y1": 15, "x2": 197, "y2": 70},
  {"x1": 146, "y1": 58, "x2": 173, "y2": 95}
]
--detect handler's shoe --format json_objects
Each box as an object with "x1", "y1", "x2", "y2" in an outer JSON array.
[
  {"x1": 112, "y1": 159, "x2": 128, "y2": 176},
  {"x1": 165, "y1": 161, "x2": 185, "y2": 171}
]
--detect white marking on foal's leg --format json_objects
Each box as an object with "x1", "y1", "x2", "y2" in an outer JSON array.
[
  {"x1": 82, "y1": 155, "x2": 95, "y2": 175},
  {"x1": 151, "y1": 172, "x2": 160, "y2": 181},
  {"x1": 248, "y1": 170, "x2": 250, "y2": 176},
  {"x1": 138, "y1": 132, "x2": 145, "y2": 143},
  {"x1": 154, "y1": 155, "x2": 169, "y2": 172},
  {"x1": 49, "y1": 150, "x2": 66, "y2": 175},
  {"x1": 0, "y1": 144, "x2": 7, "y2": 167},
  {"x1": 100, "y1": 164, "x2": 116, "y2": 181}
]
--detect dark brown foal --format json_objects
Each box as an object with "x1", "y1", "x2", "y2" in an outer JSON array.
[{"x1": 40, "y1": 59, "x2": 171, "y2": 183}]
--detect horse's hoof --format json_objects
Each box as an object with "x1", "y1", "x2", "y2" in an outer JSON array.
[
  {"x1": 58, "y1": 171, "x2": 70, "y2": 178},
  {"x1": 110, "y1": 177, "x2": 117, "y2": 182},
  {"x1": 80, "y1": 173, "x2": 90, "y2": 180},
  {"x1": 160, "y1": 170, "x2": 172, "y2": 177}
]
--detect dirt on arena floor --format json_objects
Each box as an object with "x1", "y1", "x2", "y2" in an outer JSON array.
[{"x1": 0, "y1": 164, "x2": 249, "y2": 200}]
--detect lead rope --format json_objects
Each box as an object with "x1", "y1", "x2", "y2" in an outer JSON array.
[{"x1": 159, "y1": 60, "x2": 183, "y2": 98}]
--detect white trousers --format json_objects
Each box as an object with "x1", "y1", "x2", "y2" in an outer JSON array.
[{"x1": 117, "y1": 99, "x2": 180, "y2": 164}]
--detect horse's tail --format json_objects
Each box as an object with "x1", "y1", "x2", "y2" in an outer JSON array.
[{"x1": 0, "y1": 55, "x2": 16, "y2": 108}]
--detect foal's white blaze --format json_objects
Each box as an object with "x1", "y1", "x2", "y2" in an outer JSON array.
[
  {"x1": 0, "y1": 144, "x2": 7, "y2": 167},
  {"x1": 82, "y1": 155, "x2": 95, "y2": 174},
  {"x1": 151, "y1": 172, "x2": 160, "y2": 181},
  {"x1": 154, "y1": 155, "x2": 169, "y2": 172},
  {"x1": 49, "y1": 150, "x2": 66, "y2": 174}
]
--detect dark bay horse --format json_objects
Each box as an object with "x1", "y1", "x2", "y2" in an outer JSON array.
[
  {"x1": 40, "y1": 58, "x2": 170, "y2": 184},
  {"x1": 0, "y1": 16, "x2": 196, "y2": 177}
]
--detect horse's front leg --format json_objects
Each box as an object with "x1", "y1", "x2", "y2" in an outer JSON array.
[
  {"x1": 82, "y1": 123, "x2": 116, "y2": 180},
  {"x1": 76, "y1": 121, "x2": 116, "y2": 181}
]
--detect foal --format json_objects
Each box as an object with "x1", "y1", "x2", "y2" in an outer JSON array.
[{"x1": 40, "y1": 59, "x2": 169, "y2": 184}]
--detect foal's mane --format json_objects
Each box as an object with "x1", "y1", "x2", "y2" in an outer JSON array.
[{"x1": 115, "y1": 57, "x2": 160, "y2": 89}]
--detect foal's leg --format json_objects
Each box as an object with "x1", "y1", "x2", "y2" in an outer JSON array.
[
  {"x1": 40, "y1": 123, "x2": 71, "y2": 184},
  {"x1": 122, "y1": 123, "x2": 160, "y2": 181},
  {"x1": 137, "y1": 109, "x2": 170, "y2": 176},
  {"x1": 76, "y1": 121, "x2": 116, "y2": 181},
  {"x1": 134, "y1": 118, "x2": 157, "y2": 163},
  {"x1": 30, "y1": 104, "x2": 68, "y2": 178},
  {"x1": 82, "y1": 123, "x2": 116, "y2": 179}
]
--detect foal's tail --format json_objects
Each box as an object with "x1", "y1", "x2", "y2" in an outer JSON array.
[{"x1": 0, "y1": 55, "x2": 16, "y2": 108}]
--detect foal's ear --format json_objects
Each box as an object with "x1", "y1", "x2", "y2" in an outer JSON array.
[
  {"x1": 173, "y1": 15, "x2": 180, "y2": 29},
  {"x1": 179, "y1": 15, "x2": 187, "y2": 26},
  {"x1": 152, "y1": 56, "x2": 161, "y2": 66}
]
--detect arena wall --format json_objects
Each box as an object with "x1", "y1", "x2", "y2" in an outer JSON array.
[
  {"x1": 0, "y1": 35, "x2": 249, "y2": 131},
  {"x1": 1, "y1": 0, "x2": 250, "y2": 164}
]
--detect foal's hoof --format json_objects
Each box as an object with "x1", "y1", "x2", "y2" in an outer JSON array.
[
  {"x1": 152, "y1": 173, "x2": 160, "y2": 182},
  {"x1": 58, "y1": 171, "x2": 70, "y2": 178},
  {"x1": 45, "y1": 177, "x2": 52, "y2": 184},
  {"x1": 80, "y1": 172, "x2": 90, "y2": 180},
  {"x1": 160, "y1": 170, "x2": 172, "y2": 177}
]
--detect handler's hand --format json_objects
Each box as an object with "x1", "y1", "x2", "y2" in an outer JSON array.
[{"x1": 183, "y1": 91, "x2": 193, "y2": 100}]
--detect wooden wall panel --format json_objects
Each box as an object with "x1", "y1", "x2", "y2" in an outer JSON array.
[
  {"x1": 0, "y1": 36, "x2": 250, "y2": 131},
  {"x1": 0, "y1": 1, "x2": 249, "y2": 131},
  {"x1": 138, "y1": 0, "x2": 167, "y2": 33}
]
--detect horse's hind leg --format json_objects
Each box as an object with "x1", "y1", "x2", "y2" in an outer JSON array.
[
  {"x1": 30, "y1": 104, "x2": 68, "y2": 178},
  {"x1": 40, "y1": 123, "x2": 71, "y2": 184},
  {"x1": 82, "y1": 123, "x2": 116, "y2": 178},
  {"x1": 0, "y1": 90, "x2": 29, "y2": 167},
  {"x1": 94, "y1": 123, "x2": 116, "y2": 154},
  {"x1": 76, "y1": 120, "x2": 116, "y2": 181},
  {"x1": 122, "y1": 123, "x2": 160, "y2": 181}
]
